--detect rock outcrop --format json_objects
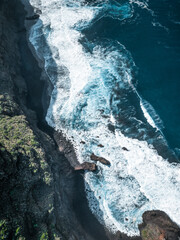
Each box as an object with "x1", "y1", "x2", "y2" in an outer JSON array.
[
  {"x1": 90, "y1": 153, "x2": 110, "y2": 165},
  {"x1": 139, "y1": 210, "x2": 180, "y2": 240},
  {"x1": 75, "y1": 162, "x2": 97, "y2": 171},
  {"x1": 122, "y1": 147, "x2": 129, "y2": 151}
]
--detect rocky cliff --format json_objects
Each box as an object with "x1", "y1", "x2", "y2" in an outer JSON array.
[{"x1": 0, "y1": 1, "x2": 103, "y2": 239}]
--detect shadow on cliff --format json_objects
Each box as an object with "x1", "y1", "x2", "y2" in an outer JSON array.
[
  {"x1": 72, "y1": 171, "x2": 109, "y2": 240},
  {"x1": 10, "y1": 0, "x2": 54, "y2": 135}
]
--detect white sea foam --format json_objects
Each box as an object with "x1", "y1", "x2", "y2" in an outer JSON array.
[
  {"x1": 27, "y1": 0, "x2": 180, "y2": 236},
  {"x1": 140, "y1": 100, "x2": 156, "y2": 128},
  {"x1": 140, "y1": 99, "x2": 164, "y2": 130},
  {"x1": 129, "y1": 0, "x2": 154, "y2": 15}
]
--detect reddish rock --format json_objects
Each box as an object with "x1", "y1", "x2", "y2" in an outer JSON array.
[
  {"x1": 90, "y1": 153, "x2": 110, "y2": 165},
  {"x1": 74, "y1": 162, "x2": 97, "y2": 171},
  {"x1": 139, "y1": 210, "x2": 180, "y2": 240}
]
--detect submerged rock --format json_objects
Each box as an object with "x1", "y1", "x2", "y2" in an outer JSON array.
[{"x1": 90, "y1": 153, "x2": 110, "y2": 165}]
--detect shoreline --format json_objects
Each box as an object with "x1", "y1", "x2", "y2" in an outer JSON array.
[{"x1": 19, "y1": 1, "x2": 112, "y2": 239}]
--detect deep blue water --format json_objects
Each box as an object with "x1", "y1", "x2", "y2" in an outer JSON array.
[{"x1": 83, "y1": 0, "x2": 180, "y2": 151}]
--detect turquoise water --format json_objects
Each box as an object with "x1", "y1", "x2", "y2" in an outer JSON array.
[{"x1": 83, "y1": 0, "x2": 180, "y2": 151}]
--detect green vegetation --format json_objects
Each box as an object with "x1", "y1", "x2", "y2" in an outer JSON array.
[
  {"x1": 15, "y1": 226, "x2": 21, "y2": 237},
  {"x1": 0, "y1": 94, "x2": 54, "y2": 238},
  {"x1": 141, "y1": 229, "x2": 148, "y2": 239},
  {"x1": 0, "y1": 220, "x2": 25, "y2": 240},
  {"x1": 0, "y1": 220, "x2": 8, "y2": 240},
  {"x1": 141, "y1": 223, "x2": 162, "y2": 240},
  {"x1": 0, "y1": 94, "x2": 52, "y2": 184},
  {"x1": 40, "y1": 232, "x2": 48, "y2": 240},
  {"x1": 0, "y1": 114, "x2": 40, "y2": 152}
]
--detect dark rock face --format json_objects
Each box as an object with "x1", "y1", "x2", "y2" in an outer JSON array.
[
  {"x1": 53, "y1": 130, "x2": 79, "y2": 167},
  {"x1": 139, "y1": 210, "x2": 180, "y2": 240},
  {"x1": 90, "y1": 153, "x2": 110, "y2": 165}
]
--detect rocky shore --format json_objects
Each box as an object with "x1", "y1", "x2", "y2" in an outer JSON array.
[
  {"x1": 0, "y1": 1, "x2": 107, "y2": 239},
  {"x1": 0, "y1": 0, "x2": 179, "y2": 239}
]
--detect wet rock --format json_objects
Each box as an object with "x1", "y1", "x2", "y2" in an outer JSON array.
[
  {"x1": 97, "y1": 144, "x2": 104, "y2": 148},
  {"x1": 80, "y1": 140, "x2": 86, "y2": 144},
  {"x1": 74, "y1": 162, "x2": 97, "y2": 171},
  {"x1": 90, "y1": 153, "x2": 110, "y2": 165},
  {"x1": 107, "y1": 123, "x2": 115, "y2": 133},
  {"x1": 139, "y1": 210, "x2": 180, "y2": 240},
  {"x1": 102, "y1": 114, "x2": 109, "y2": 119},
  {"x1": 122, "y1": 147, "x2": 129, "y2": 151}
]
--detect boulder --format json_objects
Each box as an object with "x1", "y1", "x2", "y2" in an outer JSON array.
[
  {"x1": 122, "y1": 147, "x2": 129, "y2": 151},
  {"x1": 97, "y1": 144, "x2": 104, "y2": 148},
  {"x1": 90, "y1": 153, "x2": 110, "y2": 165},
  {"x1": 74, "y1": 162, "x2": 97, "y2": 171},
  {"x1": 139, "y1": 210, "x2": 180, "y2": 240}
]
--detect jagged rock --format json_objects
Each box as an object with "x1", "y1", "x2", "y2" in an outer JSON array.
[
  {"x1": 90, "y1": 153, "x2": 110, "y2": 165},
  {"x1": 74, "y1": 162, "x2": 97, "y2": 171},
  {"x1": 139, "y1": 210, "x2": 180, "y2": 240}
]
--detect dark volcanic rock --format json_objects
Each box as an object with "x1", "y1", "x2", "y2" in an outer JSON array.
[
  {"x1": 90, "y1": 153, "x2": 110, "y2": 165},
  {"x1": 139, "y1": 210, "x2": 180, "y2": 240},
  {"x1": 75, "y1": 162, "x2": 97, "y2": 171},
  {"x1": 97, "y1": 144, "x2": 104, "y2": 148},
  {"x1": 53, "y1": 130, "x2": 79, "y2": 167},
  {"x1": 122, "y1": 147, "x2": 129, "y2": 151}
]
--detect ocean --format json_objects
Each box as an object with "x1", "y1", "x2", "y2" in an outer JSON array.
[{"x1": 27, "y1": 0, "x2": 180, "y2": 236}]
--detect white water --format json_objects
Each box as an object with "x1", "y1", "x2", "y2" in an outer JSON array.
[
  {"x1": 140, "y1": 99, "x2": 164, "y2": 130},
  {"x1": 27, "y1": 0, "x2": 180, "y2": 236}
]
